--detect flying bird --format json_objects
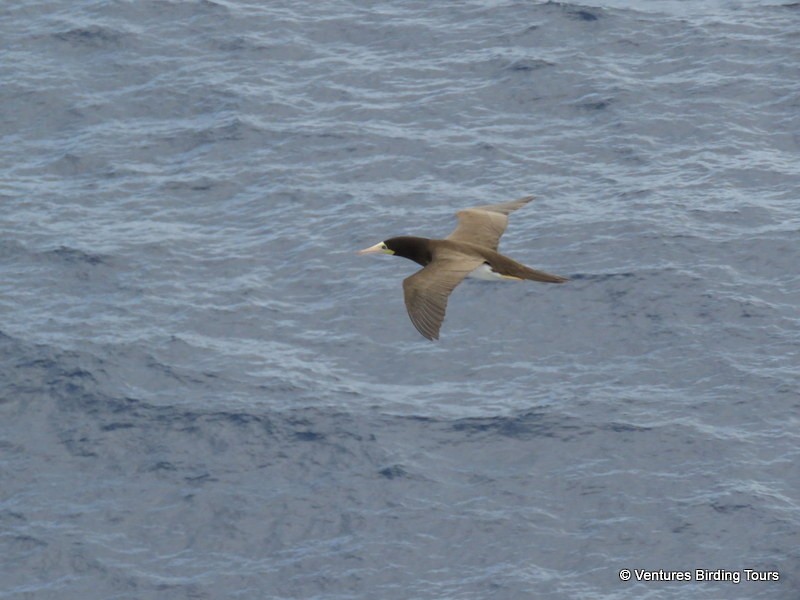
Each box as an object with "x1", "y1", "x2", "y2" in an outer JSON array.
[{"x1": 358, "y1": 196, "x2": 567, "y2": 340}]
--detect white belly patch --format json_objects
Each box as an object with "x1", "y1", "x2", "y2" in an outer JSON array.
[{"x1": 468, "y1": 263, "x2": 522, "y2": 281}]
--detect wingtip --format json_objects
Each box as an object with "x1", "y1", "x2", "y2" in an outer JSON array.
[{"x1": 418, "y1": 326, "x2": 439, "y2": 341}]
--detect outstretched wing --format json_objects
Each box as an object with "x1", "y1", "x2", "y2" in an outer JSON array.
[
  {"x1": 446, "y1": 195, "x2": 534, "y2": 251},
  {"x1": 402, "y1": 255, "x2": 483, "y2": 341}
]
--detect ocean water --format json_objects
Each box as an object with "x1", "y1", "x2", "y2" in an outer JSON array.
[{"x1": 1, "y1": 0, "x2": 799, "y2": 598}]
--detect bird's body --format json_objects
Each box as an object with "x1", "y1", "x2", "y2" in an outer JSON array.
[
  {"x1": 358, "y1": 196, "x2": 567, "y2": 340},
  {"x1": 381, "y1": 236, "x2": 566, "y2": 282}
]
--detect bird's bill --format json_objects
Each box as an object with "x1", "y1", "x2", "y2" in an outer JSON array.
[{"x1": 357, "y1": 242, "x2": 393, "y2": 255}]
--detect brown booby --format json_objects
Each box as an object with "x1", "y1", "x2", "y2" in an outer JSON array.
[{"x1": 358, "y1": 196, "x2": 567, "y2": 340}]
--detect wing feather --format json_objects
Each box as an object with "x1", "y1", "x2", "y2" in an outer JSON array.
[
  {"x1": 446, "y1": 195, "x2": 534, "y2": 250},
  {"x1": 402, "y1": 256, "x2": 483, "y2": 340}
]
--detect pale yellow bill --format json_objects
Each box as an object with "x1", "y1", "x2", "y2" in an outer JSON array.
[{"x1": 357, "y1": 242, "x2": 393, "y2": 255}]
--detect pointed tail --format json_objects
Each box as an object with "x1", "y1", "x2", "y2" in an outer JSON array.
[{"x1": 519, "y1": 266, "x2": 568, "y2": 283}]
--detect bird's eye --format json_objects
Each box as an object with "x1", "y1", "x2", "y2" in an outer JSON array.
[{"x1": 381, "y1": 244, "x2": 387, "y2": 249}]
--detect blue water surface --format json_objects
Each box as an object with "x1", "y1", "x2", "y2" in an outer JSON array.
[{"x1": 1, "y1": 1, "x2": 799, "y2": 598}]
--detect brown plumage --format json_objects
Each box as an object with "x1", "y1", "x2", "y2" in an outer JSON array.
[{"x1": 358, "y1": 196, "x2": 567, "y2": 340}]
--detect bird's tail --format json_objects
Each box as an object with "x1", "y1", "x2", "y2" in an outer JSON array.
[{"x1": 518, "y1": 266, "x2": 568, "y2": 283}]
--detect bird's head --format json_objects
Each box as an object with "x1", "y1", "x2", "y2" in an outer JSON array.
[{"x1": 357, "y1": 236, "x2": 432, "y2": 266}]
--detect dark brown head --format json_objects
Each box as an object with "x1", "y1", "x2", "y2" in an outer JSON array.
[{"x1": 357, "y1": 236, "x2": 432, "y2": 267}]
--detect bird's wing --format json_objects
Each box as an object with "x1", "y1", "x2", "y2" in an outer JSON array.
[
  {"x1": 402, "y1": 253, "x2": 484, "y2": 341},
  {"x1": 445, "y1": 195, "x2": 534, "y2": 251}
]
